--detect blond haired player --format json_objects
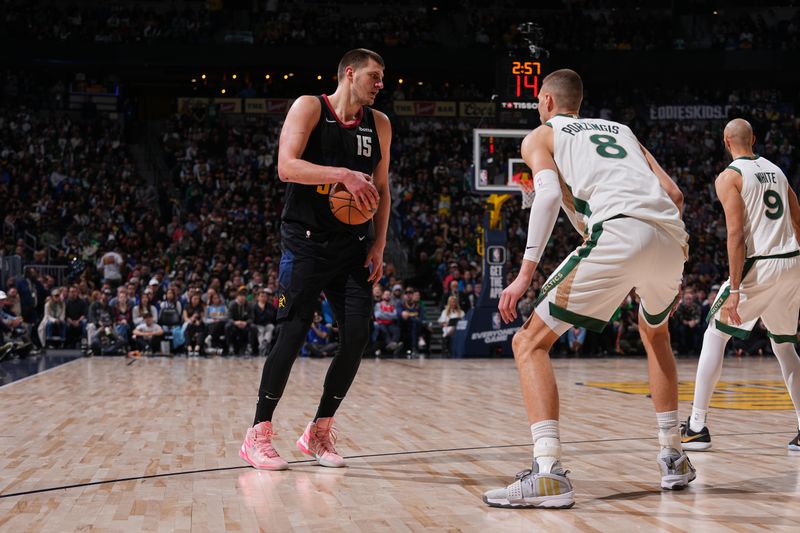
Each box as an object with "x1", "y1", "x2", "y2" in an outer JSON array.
[
  {"x1": 483, "y1": 69, "x2": 695, "y2": 509},
  {"x1": 682, "y1": 119, "x2": 800, "y2": 451}
]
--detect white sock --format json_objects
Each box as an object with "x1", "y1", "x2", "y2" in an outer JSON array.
[
  {"x1": 772, "y1": 340, "x2": 800, "y2": 428},
  {"x1": 656, "y1": 410, "x2": 681, "y2": 453},
  {"x1": 531, "y1": 420, "x2": 560, "y2": 473},
  {"x1": 690, "y1": 326, "x2": 730, "y2": 432}
]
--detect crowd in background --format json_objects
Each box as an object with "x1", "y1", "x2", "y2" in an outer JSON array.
[
  {"x1": 2, "y1": 81, "x2": 799, "y2": 357},
  {"x1": 1, "y1": 1, "x2": 797, "y2": 51}
]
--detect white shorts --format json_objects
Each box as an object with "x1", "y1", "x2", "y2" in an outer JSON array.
[
  {"x1": 707, "y1": 251, "x2": 800, "y2": 343},
  {"x1": 534, "y1": 216, "x2": 686, "y2": 335}
]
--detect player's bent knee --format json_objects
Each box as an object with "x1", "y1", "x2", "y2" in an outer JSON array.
[{"x1": 512, "y1": 324, "x2": 557, "y2": 359}]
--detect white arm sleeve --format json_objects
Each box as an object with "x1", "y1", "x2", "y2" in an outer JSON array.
[{"x1": 523, "y1": 169, "x2": 562, "y2": 263}]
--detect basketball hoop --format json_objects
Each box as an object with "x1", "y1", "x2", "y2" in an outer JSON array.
[{"x1": 512, "y1": 172, "x2": 535, "y2": 209}]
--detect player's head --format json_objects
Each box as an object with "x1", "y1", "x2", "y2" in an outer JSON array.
[
  {"x1": 723, "y1": 118, "x2": 755, "y2": 156},
  {"x1": 337, "y1": 48, "x2": 385, "y2": 106},
  {"x1": 538, "y1": 69, "x2": 583, "y2": 123}
]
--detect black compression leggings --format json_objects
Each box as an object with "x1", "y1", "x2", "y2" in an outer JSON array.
[{"x1": 253, "y1": 311, "x2": 370, "y2": 425}]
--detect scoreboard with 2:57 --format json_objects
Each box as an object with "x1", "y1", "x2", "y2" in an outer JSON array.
[{"x1": 499, "y1": 57, "x2": 543, "y2": 102}]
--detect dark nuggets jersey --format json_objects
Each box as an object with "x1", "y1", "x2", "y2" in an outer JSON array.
[{"x1": 280, "y1": 94, "x2": 382, "y2": 235}]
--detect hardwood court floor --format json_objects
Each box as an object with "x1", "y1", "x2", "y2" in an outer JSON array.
[{"x1": 1, "y1": 355, "x2": 800, "y2": 532}]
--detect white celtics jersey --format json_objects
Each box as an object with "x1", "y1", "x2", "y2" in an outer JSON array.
[
  {"x1": 547, "y1": 114, "x2": 687, "y2": 245},
  {"x1": 729, "y1": 155, "x2": 798, "y2": 257}
]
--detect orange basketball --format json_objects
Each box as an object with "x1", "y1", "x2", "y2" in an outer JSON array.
[{"x1": 329, "y1": 183, "x2": 377, "y2": 225}]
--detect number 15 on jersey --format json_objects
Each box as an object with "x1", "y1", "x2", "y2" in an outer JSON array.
[{"x1": 357, "y1": 135, "x2": 371, "y2": 157}]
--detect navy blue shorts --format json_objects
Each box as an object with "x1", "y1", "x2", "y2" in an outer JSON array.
[{"x1": 276, "y1": 222, "x2": 373, "y2": 322}]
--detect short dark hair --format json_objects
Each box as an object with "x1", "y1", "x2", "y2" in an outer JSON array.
[
  {"x1": 337, "y1": 48, "x2": 385, "y2": 80},
  {"x1": 541, "y1": 69, "x2": 583, "y2": 110}
]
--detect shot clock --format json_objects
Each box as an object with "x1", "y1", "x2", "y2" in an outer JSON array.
[{"x1": 505, "y1": 58, "x2": 542, "y2": 100}]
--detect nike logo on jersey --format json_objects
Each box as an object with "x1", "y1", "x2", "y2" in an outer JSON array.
[
  {"x1": 325, "y1": 118, "x2": 337, "y2": 123},
  {"x1": 358, "y1": 235, "x2": 366, "y2": 241}
]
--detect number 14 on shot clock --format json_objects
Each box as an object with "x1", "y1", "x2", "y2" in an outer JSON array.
[{"x1": 510, "y1": 60, "x2": 541, "y2": 99}]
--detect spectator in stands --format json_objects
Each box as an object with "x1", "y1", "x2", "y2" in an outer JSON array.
[
  {"x1": 39, "y1": 288, "x2": 66, "y2": 347},
  {"x1": 0, "y1": 290, "x2": 33, "y2": 357},
  {"x1": 109, "y1": 286, "x2": 130, "y2": 308},
  {"x1": 97, "y1": 248, "x2": 124, "y2": 288},
  {"x1": 438, "y1": 296, "x2": 465, "y2": 355},
  {"x1": 373, "y1": 289, "x2": 401, "y2": 355},
  {"x1": 303, "y1": 311, "x2": 337, "y2": 358},
  {"x1": 133, "y1": 291, "x2": 158, "y2": 326},
  {"x1": 148, "y1": 278, "x2": 163, "y2": 302},
  {"x1": 442, "y1": 262, "x2": 461, "y2": 293},
  {"x1": 131, "y1": 313, "x2": 164, "y2": 355},
  {"x1": 4, "y1": 288, "x2": 22, "y2": 318},
  {"x1": 673, "y1": 291, "x2": 703, "y2": 354},
  {"x1": 567, "y1": 326, "x2": 587, "y2": 356},
  {"x1": 443, "y1": 279, "x2": 470, "y2": 312},
  {"x1": 15, "y1": 267, "x2": 45, "y2": 325},
  {"x1": 461, "y1": 283, "x2": 477, "y2": 312},
  {"x1": 517, "y1": 288, "x2": 537, "y2": 322},
  {"x1": 112, "y1": 289, "x2": 133, "y2": 346},
  {"x1": 204, "y1": 292, "x2": 227, "y2": 353},
  {"x1": 400, "y1": 287, "x2": 426, "y2": 354},
  {"x1": 183, "y1": 291, "x2": 206, "y2": 356},
  {"x1": 158, "y1": 287, "x2": 184, "y2": 344},
  {"x1": 64, "y1": 285, "x2": 88, "y2": 348},
  {"x1": 225, "y1": 288, "x2": 256, "y2": 355},
  {"x1": 252, "y1": 288, "x2": 277, "y2": 356},
  {"x1": 87, "y1": 289, "x2": 112, "y2": 347},
  {"x1": 390, "y1": 283, "x2": 404, "y2": 309},
  {"x1": 125, "y1": 282, "x2": 140, "y2": 306}
]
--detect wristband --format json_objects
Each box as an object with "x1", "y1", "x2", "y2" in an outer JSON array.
[{"x1": 729, "y1": 289, "x2": 740, "y2": 294}]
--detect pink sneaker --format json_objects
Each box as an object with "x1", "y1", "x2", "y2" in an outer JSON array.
[
  {"x1": 296, "y1": 417, "x2": 346, "y2": 467},
  {"x1": 240, "y1": 421, "x2": 289, "y2": 470}
]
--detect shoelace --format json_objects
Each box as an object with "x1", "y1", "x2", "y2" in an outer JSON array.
[
  {"x1": 254, "y1": 429, "x2": 280, "y2": 459},
  {"x1": 314, "y1": 426, "x2": 338, "y2": 455}
]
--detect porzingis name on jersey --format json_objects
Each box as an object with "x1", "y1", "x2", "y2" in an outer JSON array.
[{"x1": 561, "y1": 122, "x2": 620, "y2": 136}]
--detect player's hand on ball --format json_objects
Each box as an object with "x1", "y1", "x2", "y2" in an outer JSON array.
[
  {"x1": 498, "y1": 276, "x2": 528, "y2": 324},
  {"x1": 342, "y1": 170, "x2": 379, "y2": 213}
]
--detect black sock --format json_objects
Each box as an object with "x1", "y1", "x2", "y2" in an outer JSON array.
[
  {"x1": 252, "y1": 317, "x2": 310, "y2": 426},
  {"x1": 253, "y1": 393, "x2": 281, "y2": 425},
  {"x1": 314, "y1": 390, "x2": 345, "y2": 420}
]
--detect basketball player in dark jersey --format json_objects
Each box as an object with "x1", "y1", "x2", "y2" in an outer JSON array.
[{"x1": 240, "y1": 49, "x2": 392, "y2": 470}]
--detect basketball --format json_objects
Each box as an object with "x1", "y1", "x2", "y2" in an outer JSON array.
[{"x1": 329, "y1": 183, "x2": 377, "y2": 225}]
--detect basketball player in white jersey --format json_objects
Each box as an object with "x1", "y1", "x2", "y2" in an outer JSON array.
[
  {"x1": 681, "y1": 119, "x2": 800, "y2": 452},
  {"x1": 483, "y1": 69, "x2": 695, "y2": 509}
]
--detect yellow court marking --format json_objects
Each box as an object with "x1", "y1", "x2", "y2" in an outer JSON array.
[{"x1": 580, "y1": 380, "x2": 794, "y2": 410}]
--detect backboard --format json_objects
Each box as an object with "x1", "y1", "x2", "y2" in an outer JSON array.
[{"x1": 472, "y1": 128, "x2": 531, "y2": 193}]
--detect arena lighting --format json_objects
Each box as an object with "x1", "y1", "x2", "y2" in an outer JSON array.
[
  {"x1": 191, "y1": 78, "x2": 197, "y2": 83},
  {"x1": 317, "y1": 75, "x2": 322, "y2": 80},
  {"x1": 201, "y1": 74, "x2": 206, "y2": 79},
  {"x1": 232, "y1": 74, "x2": 237, "y2": 79},
  {"x1": 289, "y1": 73, "x2": 295, "y2": 77},
  {"x1": 283, "y1": 74, "x2": 288, "y2": 80},
  {"x1": 398, "y1": 78, "x2": 404, "y2": 84},
  {"x1": 221, "y1": 88, "x2": 226, "y2": 94},
  {"x1": 265, "y1": 74, "x2": 270, "y2": 79},
  {"x1": 417, "y1": 81, "x2": 423, "y2": 85}
]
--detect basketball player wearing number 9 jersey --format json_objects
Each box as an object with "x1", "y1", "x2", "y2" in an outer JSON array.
[
  {"x1": 240, "y1": 49, "x2": 392, "y2": 470},
  {"x1": 484, "y1": 69, "x2": 695, "y2": 509},
  {"x1": 682, "y1": 119, "x2": 800, "y2": 452}
]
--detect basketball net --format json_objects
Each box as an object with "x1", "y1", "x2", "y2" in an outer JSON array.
[{"x1": 512, "y1": 171, "x2": 535, "y2": 209}]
